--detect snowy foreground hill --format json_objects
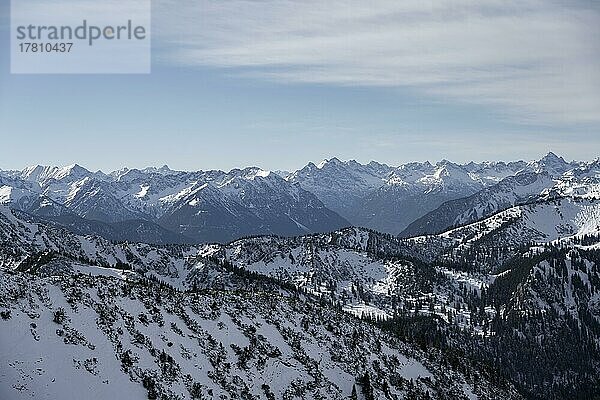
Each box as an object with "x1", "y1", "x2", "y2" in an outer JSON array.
[
  {"x1": 1, "y1": 190, "x2": 600, "y2": 399},
  {"x1": 0, "y1": 271, "x2": 518, "y2": 400}
]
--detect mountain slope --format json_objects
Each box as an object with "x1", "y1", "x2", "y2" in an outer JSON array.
[
  {"x1": 401, "y1": 157, "x2": 599, "y2": 238},
  {"x1": 158, "y1": 182, "x2": 268, "y2": 243},
  {"x1": 400, "y1": 172, "x2": 554, "y2": 237},
  {"x1": 0, "y1": 268, "x2": 521, "y2": 400},
  {"x1": 401, "y1": 197, "x2": 600, "y2": 269},
  {"x1": 157, "y1": 169, "x2": 349, "y2": 243},
  {"x1": 471, "y1": 247, "x2": 600, "y2": 399}
]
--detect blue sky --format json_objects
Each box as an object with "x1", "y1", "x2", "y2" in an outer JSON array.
[{"x1": 1, "y1": 0, "x2": 599, "y2": 172}]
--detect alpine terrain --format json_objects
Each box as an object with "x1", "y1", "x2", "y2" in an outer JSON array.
[{"x1": 1, "y1": 153, "x2": 599, "y2": 399}]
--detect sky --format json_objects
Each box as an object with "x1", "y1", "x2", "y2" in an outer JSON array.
[{"x1": 0, "y1": 0, "x2": 599, "y2": 173}]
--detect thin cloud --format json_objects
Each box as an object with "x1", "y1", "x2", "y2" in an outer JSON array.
[{"x1": 154, "y1": 0, "x2": 600, "y2": 125}]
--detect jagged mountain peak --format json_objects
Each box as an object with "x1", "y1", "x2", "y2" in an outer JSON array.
[
  {"x1": 539, "y1": 151, "x2": 565, "y2": 163},
  {"x1": 235, "y1": 166, "x2": 272, "y2": 179},
  {"x1": 288, "y1": 154, "x2": 596, "y2": 235},
  {"x1": 217, "y1": 168, "x2": 281, "y2": 193},
  {"x1": 395, "y1": 161, "x2": 431, "y2": 171},
  {"x1": 147, "y1": 164, "x2": 174, "y2": 173},
  {"x1": 316, "y1": 156, "x2": 343, "y2": 169},
  {"x1": 435, "y1": 158, "x2": 459, "y2": 167},
  {"x1": 433, "y1": 161, "x2": 467, "y2": 177},
  {"x1": 527, "y1": 151, "x2": 573, "y2": 176},
  {"x1": 366, "y1": 159, "x2": 391, "y2": 169},
  {"x1": 21, "y1": 163, "x2": 101, "y2": 184}
]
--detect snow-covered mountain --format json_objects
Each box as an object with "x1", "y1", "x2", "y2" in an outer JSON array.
[
  {"x1": 525, "y1": 151, "x2": 574, "y2": 176},
  {"x1": 400, "y1": 171, "x2": 555, "y2": 237},
  {"x1": 0, "y1": 165, "x2": 349, "y2": 244},
  {"x1": 401, "y1": 157, "x2": 600, "y2": 237},
  {"x1": 153, "y1": 168, "x2": 349, "y2": 243},
  {"x1": 5, "y1": 192, "x2": 596, "y2": 329},
  {"x1": 0, "y1": 205, "x2": 516, "y2": 399},
  {"x1": 287, "y1": 153, "x2": 585, "y2": 234},
  {"x1": 286, "y1": 158, "x2": 394, "y2": 220}
]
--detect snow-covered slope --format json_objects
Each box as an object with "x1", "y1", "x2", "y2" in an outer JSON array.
[
  {"x1": 0, "y1": 205, "x2": 528, "y2": 400},
  {"x1": 3, "y1": 189, "x2": 599, "y2": 323},
  {"x1": 157, "y1": 181, "x2": 268, "y2": 244},
  {"x1": 403, "y1": 197, "x2": 600, "y2": 267},
  {"x1": 443, "y1": 197, "x2": 600, "y2": 244},
  {"x1": 0, "y1": 269, "x2": 520, "y2": 400},
  {"x1": 400, "y1": 172, "x2": 554, "y2": 237},
  {"x1": 401, "y1": 157, "x2": 599, "y2": 237},
  {"x1": 155, "y1": 168, "x2": 349, "y2": 243},
  {"x1": 0, "y1": 205, "x2": 494, "y2": 329}
]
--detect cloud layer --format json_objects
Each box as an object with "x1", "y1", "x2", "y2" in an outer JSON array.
[{"x1": 154, "y1": 0, "x2": 600, "y2": 125}]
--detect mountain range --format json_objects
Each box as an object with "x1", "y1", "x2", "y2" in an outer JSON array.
[{"x1": 1, "y1": 152, "x2": 597, "y2": 245}]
